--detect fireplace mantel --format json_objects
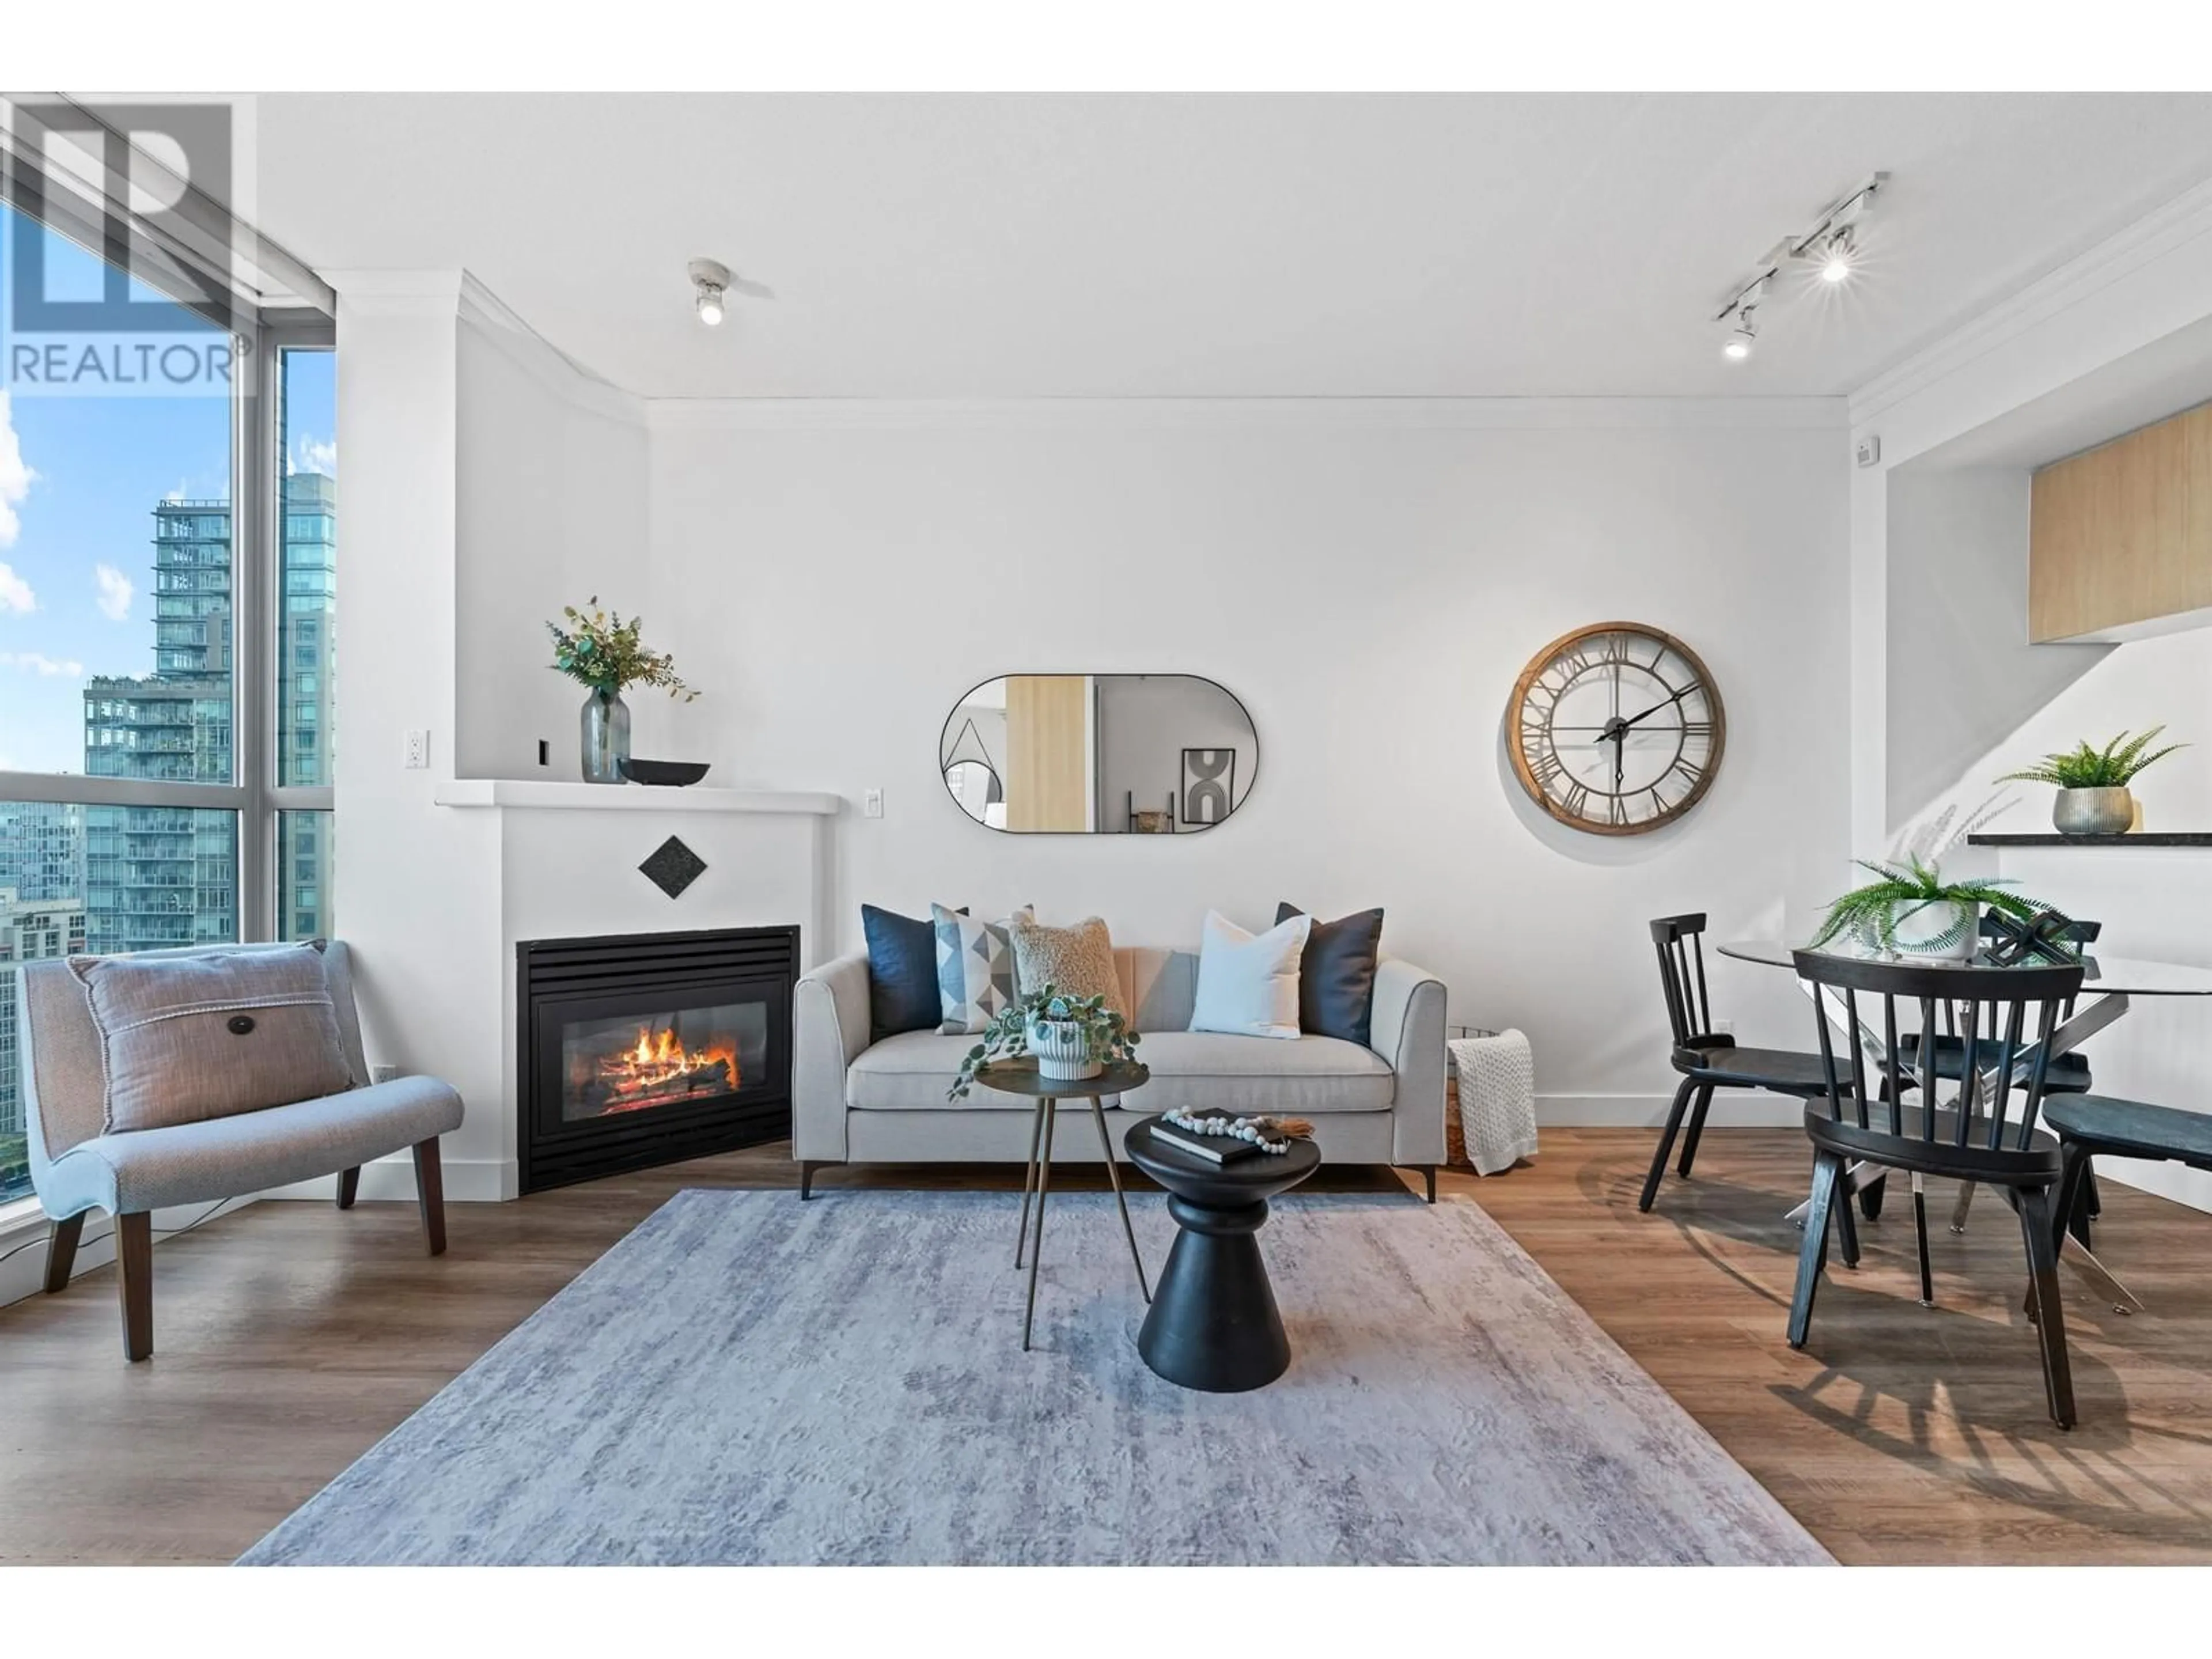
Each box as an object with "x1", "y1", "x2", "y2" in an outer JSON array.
[{"x1": 434, "y1": 779, "x2": 842, "y2": 816}]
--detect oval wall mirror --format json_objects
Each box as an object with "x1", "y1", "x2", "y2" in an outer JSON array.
[{"x1": 939, "y1": 674, "x2": 1259, "y2": 834}]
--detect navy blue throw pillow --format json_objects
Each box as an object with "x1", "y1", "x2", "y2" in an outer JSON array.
[
  {"x1": 862, "y1": 904, "x2": 964, "y2": 1042},
  {"x1": 1276, "y1": 903, "x2": 1385, "y2": 1047}
]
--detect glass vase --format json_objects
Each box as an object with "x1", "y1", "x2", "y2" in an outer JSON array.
[{"x1": 581, "y1": 688, "x2": 631, "y2": 785}]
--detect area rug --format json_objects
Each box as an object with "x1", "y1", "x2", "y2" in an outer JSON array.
[{"x1": 241, "y1": 1190, "x2": 1829, "y2": 1565}]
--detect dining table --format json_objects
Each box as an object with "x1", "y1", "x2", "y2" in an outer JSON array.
[{"x1": 1717, "y1": 937, "x2": 2212, "y2": 1313}]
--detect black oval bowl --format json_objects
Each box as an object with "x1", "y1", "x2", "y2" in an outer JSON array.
[{"x1": 617, "y1": 759, "x2": 711, "y2": 787}]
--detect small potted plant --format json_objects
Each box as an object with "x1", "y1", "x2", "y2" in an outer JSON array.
[
  {"x1": 546, "y1": 598, "x2": 699, "y2": 784},
  {"x1": 949, "y1": 985, "x2": 1142, "y2": 1100},
  {"x1": 1810, "y1": 855, "x2": 2056, "y2": 959},
  {"x1": 1810, "y1": 797, "x2": 2064, "y2": 959},
  {"x1": 1997, "y1": 727, "x2": 2185, "y2": 836}
]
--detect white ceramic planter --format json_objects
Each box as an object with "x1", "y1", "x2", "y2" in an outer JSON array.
[
  {"x1": 1027, "y1": 1018, "x2": 1101, "y2": 1080},
  {"x1": 1888, "y1": 899, "x2": 1979, "y2": 959}
]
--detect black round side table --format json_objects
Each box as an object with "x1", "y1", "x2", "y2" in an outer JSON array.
[
  {"x1": 1123, "y1": 1116, "x2": 1322, "y2": 1392},
  {"x1": 971, "y1": 1058, "x2": 1152, "y2": 1351}
]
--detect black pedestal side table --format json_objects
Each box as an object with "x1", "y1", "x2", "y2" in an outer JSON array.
[
  {"x1": 972, "y1": 1058, "x2": 1152, "y2": 1350},
  {"x1": 1123, "y1": 1116, "x2": 1323, "y2": 1392}
]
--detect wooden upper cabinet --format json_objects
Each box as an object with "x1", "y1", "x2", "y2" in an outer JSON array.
[{"x1": 2029, "y1": 402, "x2": 2212, "y2": 642}]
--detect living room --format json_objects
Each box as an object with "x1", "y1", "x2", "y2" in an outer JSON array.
[{"x1": 6, "y1": 13, "x2": 2212, "y2": 1627}]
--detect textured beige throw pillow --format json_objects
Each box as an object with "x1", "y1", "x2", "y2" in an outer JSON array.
[
  {"x1": 72, "y1": 945, "x2": 357, "y2": 1134},
  {"x1": 1008, "y1": 914, "x2": 1127, "y2": 1022}
]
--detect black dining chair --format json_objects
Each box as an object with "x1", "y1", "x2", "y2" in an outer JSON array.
[
  {"x1": 1641, "y1": 914, "x2": 1851, "y2": 1213},
  {"x1": 1787, "y1": 949, "x2": 2084, "y2": 1430},
  {"x1": 1855, "y1": 915, "x2": 2105, "y2": 1234},
  {"x1": 2046, "y1": 1097, "x2": 2212, "y2": 1254}
]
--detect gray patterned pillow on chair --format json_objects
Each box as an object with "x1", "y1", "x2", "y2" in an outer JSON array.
[{"x1": 71, "y1": 944, "x2": 356, "y2": 1133}]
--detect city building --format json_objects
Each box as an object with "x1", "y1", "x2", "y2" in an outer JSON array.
[{"x1": 0, "y1": 884, "x2": 88, "y2": 1192}]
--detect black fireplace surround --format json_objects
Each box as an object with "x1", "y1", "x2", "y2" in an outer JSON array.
[{"x1": 518, "y1": 926, "x2": 797, "y2": 1193}]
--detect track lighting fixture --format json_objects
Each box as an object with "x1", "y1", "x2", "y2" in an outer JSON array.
[
  {"x1": 1710, "y1": 172, "x2": 1886, "y2": 355},
  {"x1": 689, "y1": 257, "x2": 730, "y2": 327}
]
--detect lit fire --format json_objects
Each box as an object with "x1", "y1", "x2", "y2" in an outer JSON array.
[{"x1": 590, "y1": 1022, "x2": 741, "y2": 1112}]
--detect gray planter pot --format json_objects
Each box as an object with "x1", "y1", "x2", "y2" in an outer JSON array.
[{"x1": 2052, "y1": 786, "x2": 2133, "y2": 836}]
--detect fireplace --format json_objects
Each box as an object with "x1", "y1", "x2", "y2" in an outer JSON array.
[{"x1": 518, "y1": 926, "x2": 797, "y2": 1193}]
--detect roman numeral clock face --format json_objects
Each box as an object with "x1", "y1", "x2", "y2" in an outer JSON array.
[{"x1": 1508, "y1": 623, "x2": 1726, "y2": 835}]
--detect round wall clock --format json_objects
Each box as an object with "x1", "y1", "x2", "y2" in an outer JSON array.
[{"x1": 1506, "y1": 622, "x2": 1726, "y2": 836}]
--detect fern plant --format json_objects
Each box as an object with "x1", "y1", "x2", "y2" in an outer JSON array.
[
  {"x1": 947, "y1": 984, "x2": 1142, "y2": 1101},
  {"x1": 1998, "y1": 727, "x2": 2184, "y2": 790},
  {"x1": 1810, "y1": 855, "x2": 2061, "y2": 954}
]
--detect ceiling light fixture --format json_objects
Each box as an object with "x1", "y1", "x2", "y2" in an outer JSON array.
[
  {"x1": 689, "y1": 257, "x2": 730, "y2": 327},
  {"x1": 1711, "y1": 172, "x2": 1886, "y2": 350}
]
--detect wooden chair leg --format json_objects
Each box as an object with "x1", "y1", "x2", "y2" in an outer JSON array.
[
  {"x1": 1857, "y1": 1171, "x2": 1888, "y2": 1221},
  {"x1": 1834, "y1": 1170, "x2": 1862, "y2": 1268},
  {"x1": 1638, "y1": 1076, "x2": 1699, "y2": 1212},
  {"x1": 44, "y1": 1213, "x2": 85, "y2": 1294},
  {"x1": 116, "y1": 1212, "x2": 153, "y2": 1362},
  {"x1": 2054, "y1": 1141, "x2": 2094, "y2": 1255},
  {"x1": 1787, "y1": 1150, "x2": 1842, "y2": 1350},
  {"x1": 2018, "y1": 1184, "x2": 2077, "y2": 1429},
  {"x1": 336, "y1": 1166, "x2": 361, "y2": 1210},
  {"x1": 1913, "y1": 1177, "x2": 1934, "y2": 1306},
  {"x1": 1675, "y1": 1084, "x2": 1716, "y2": 1178},
  {"x1": 411, "y1": 1137, "x2": 447, "y2": 1256}
]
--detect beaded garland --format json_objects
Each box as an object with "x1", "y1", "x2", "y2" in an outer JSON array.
[{"x1": 1158, "y1": 1107, "x2": 1308, "y2": 1157}]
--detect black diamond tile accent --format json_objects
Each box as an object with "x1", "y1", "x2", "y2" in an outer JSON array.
[{"x1": 639, "y1": 835, "x2": 707, "y2": 899}]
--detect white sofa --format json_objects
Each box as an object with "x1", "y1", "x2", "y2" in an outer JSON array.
[{"x1": 793, "y1": 943, "x2": 1448, "y2": 1199}]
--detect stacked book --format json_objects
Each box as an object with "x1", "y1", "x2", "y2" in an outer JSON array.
[{"x1": 1149, "y1": 1118, "x2": 1267, "y2": 1165}]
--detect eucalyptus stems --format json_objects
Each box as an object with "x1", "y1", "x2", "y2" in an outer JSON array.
[{"x1": 948, "y1": 985, "x2": 1141, "y2": 1102}]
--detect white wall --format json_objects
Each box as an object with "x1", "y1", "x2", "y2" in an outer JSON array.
[
  {"x1": 1884, "y1": 466, "x2": 2109, "y2": 834},
  {"x1": 455, "y1": 313, "x2": 652, "y2": 781},
  {"x1": 642, "y1": 403, "x2": 1853, "y2": 1119},
  {"x1": 1850, "y1": 182, "x2": 2212, "y2": 1211}
]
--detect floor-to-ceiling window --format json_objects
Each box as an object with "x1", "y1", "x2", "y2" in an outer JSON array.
[{"x1": 0, "y1": 176, "x2": 333, "y2": 1207}]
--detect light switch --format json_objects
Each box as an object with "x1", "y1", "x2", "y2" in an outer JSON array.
[{"x1": 864, "y1": 787, "x2": 884, "y2": 819}]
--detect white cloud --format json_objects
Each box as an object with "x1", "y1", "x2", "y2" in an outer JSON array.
[
  {"x1": 0, "y1": 560, "x2": 32, "y2": 614},
  {"x1": 0, "y1": 650, "x2": 85, "y2": 678},
  {"x1": 289, "y1": 431, "x2": 338, "y2": 478},
  {"x1": 0, "y1": 390, "x2": 36, "y2": 550},
  {"x1": 94, "y1": 562, "x2": 134, "y2": 621}
]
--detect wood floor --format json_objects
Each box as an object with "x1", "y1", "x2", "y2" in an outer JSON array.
[{"x1": 3, "y1": 1128, "x2": 2210, "y2": 1565}]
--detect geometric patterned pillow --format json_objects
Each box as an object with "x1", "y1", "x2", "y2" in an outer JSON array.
[{"x1": 931, "y1": 904, "x2": 1032, "y2": 1035}]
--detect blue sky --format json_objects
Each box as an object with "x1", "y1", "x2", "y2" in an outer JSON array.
[{"x1": 0, "y1": 202, "x2": 334, "y2": 774}]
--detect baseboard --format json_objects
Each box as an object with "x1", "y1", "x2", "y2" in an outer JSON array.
[
  {"x1": 256, "y1": 1154, "x2": 517, "y2": 1205},
  {"x1": 1533, "y1": 1093, "x2": 1804, "y2": 1129}
]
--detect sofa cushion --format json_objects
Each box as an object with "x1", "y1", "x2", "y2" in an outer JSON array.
[
  {"x1": 70, "y1": 944, "x2": 355, "y2": 1134},
  {"x1": 848, "y1": 1032, "x2": 1043, "y2": 1111},
  {"x1": 862, "y1": 904, "x2": 960, "y2": 1042},
  {"x1": 1188, "y1": 910, "x2": 1310, "y2": 1039},
  {"x1": 36, "y1": 1074, "x2": 465, "y2": 1218},
  {"x1": 1132, "y1": 1031, "x2": 1395, "y2": 1115},
  {"x1": 1277, "y1": 903, "x2": 1385, "y2": 1048},
  {"x1": 1010, "y1": 914, "x2": 1127, "y2": 1021}
]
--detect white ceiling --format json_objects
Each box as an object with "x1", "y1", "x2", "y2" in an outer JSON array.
[{"x1": 251, "y1": 92, "x2": 2212, "y2": 400}]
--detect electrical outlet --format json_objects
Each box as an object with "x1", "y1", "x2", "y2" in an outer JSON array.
[
  {"x1": 403, "y1": 729, "x2": 430, "y2": 770},
  {"x1": 864, "y1": 787, "x2": 884, "y2": 819},
  {"x1": 1711, "y1": 1018, "x2": 1734, "y2": 1036},
  {"x1": 372, "y1": 1063, "x2": 400, "y2": 1085}
]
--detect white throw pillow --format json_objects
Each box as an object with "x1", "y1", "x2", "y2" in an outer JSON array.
[{"x1": 1187, "y1": 910, "x2": 1312, "y2": 1040}]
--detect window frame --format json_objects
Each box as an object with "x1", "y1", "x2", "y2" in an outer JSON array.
[{"x1": 0, "y1": 203, "x2": 334, "y2": 948}]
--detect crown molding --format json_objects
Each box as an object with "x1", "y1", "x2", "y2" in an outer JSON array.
[
  {"x1": 456, "y1": 272, "x2": 646, "y2": 427},
  {"x1": 324, "y1": 268, "x2": 465, "y2": 319},
  {"x1": 643, "y1": 395, "x2": 1846, "y2": 434},
  {"x1": 1849, "y1": 175, "x2": 2212, "y2": 430}
]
